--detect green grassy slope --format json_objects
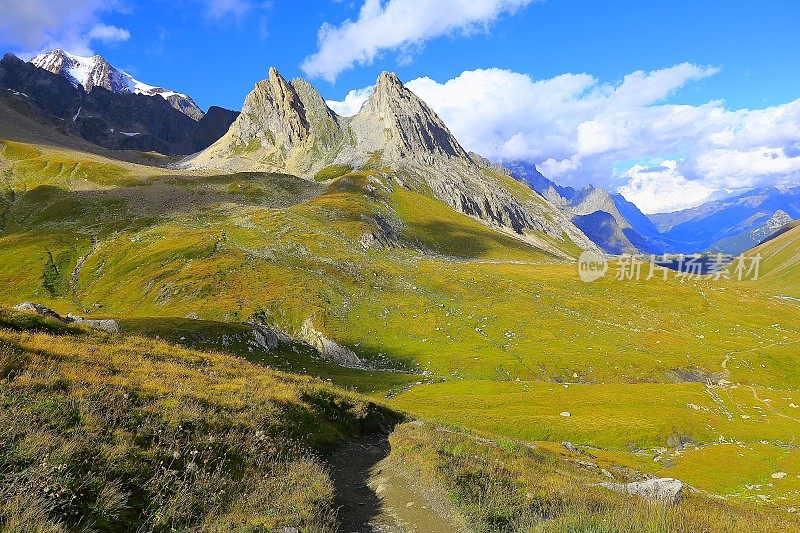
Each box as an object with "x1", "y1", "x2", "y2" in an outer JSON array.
[
  {"x1": 2, "y1": 139, "x2": 800, "y2": 511},
  {"x1": 748, "y1": 223, "x2": 800, "y2": 297},
  {"x1": 0, "y1": 310, "x2": 395, "y2": 531},
  {"x1": 386, "y1": 422, "x2": 800, "y2": 532},
  {"x1": 389, "y1": 380, "x2": 800, "y2": 504}
]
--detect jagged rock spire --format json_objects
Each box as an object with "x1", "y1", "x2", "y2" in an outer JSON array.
[
  {"x1": 355, "y1": 71, "x2": 470, "y2": 162},
  {"x1": 261, "y1": 67, "x2": 310, "y2": 144},
  {"x1": 192, "y1": 66, "x2": 348, "y2": 174}
]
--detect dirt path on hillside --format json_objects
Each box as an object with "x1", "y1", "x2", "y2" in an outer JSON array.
[
  {"x1": 326, "y1": 433, "x2": 463, "y2": 533},
  {"x1": 71, "y1": 235, "x2": 100, "y2": 297}
]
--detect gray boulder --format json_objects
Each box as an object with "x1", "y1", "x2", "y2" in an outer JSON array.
[
  {"x1": 247, "y1": 322, "x2": 292, "y2": 351},
  {"x1": 66, "y1": 314, "x2": 120, "y2": 334},
  {"x1": 13, "y1": 302, "x2": 62, "y2": 319},
  {"x1": 598, "y1": 477, "x2": 684, "y2": 504}
]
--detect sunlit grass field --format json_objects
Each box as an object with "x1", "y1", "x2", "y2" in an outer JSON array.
[
  {"x1": 2, "y1": 138, "x2": 800, "y2": 518},
  {"x1": 385, "y1": 422, "x2": 800, "y2": 532}
]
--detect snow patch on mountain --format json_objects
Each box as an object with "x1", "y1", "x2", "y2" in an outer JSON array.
[{"x1": 30, "y1": 49, "x2": 203, "y2": 120}]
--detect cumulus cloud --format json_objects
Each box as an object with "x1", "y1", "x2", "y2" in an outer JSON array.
[
  {"x1": 86, "y1": 23, "x2": 130, "y2": 44},
  {"x1": 617, "y1": 160, "x2": 717, "y2": 213},
  {"x1": 0, "y1": 0, "x2": 129, "y2": 56},
  {"x1": 302, "y1": 0, "x2": 537, "y2": 81},
  {"x1": 327, "y1": 63, "x2": 800, "y2": 213},
  {"x1": 326, "y1": 86, "x2": 374, "y2": 116}
]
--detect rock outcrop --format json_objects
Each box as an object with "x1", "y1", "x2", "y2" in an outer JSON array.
[
  {"x1": 245, "y1": 319, "x2": 369, "y2": 369},
  {"x1": 13, "y1": 302, "x2": 119, "y2": 334},
  {"x1": 248, "y1": 322, "x2": 292, "y2": 350},
  {"x1": 299, "y1": 318, "x2": 366, "y2": 369},
  {"x1": 598, "y1": 477, "x2": 685, "y2": 504},
  {"x1": 13, "y1": 302, "x2": 63, "y2": 320},
  {"x1": 359, "y1": 214, "x2": 400, "y2": 251}
]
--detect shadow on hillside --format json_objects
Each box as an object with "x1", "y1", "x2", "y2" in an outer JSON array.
[
  {"x1": 1, "y1": 176, "x2": 323, "y2": 232},
  {"x1": 407, "y1": 219, "x2": 542, "y2": 260}
]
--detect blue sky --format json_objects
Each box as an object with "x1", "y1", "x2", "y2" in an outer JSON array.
[
  {"x1": 4, "y1": 0, "x2": 798, "y2": 111},
  {"x1": 2, "y1": 0, "x2": 800, "y2": 212}
]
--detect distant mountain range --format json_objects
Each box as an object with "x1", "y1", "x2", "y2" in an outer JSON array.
[
  {"x1": 505, "y1": 161, "x2": 797, "y2": 256},
  {"x1": 0, "y1": 51, "x2": 237, "y2": 155},
  {"x1": 650, "y1": 187, "x2": 800, "y2": 254},
  {"x1": 505, "y1": 162, "x2": 672, "y2": 254}
]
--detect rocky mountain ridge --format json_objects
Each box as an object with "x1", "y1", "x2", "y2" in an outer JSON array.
[
  {"x1": 189, "y1": 67, "x2": 598, "y2": 258},
  {"x1": 0, "y1": 53, "x2": 238, "y2": 156},
  {"x1": 31, "y1": 49, "x2": 204, "y2": 120}
]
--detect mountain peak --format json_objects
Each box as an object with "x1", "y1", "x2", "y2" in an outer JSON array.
[
  {"x1": 265, "y1": 67, "x2": 297, "y2": 104},
  {"x1": 376, "y1": 71, "x2": 403, "y2": 88},
  {"x1": 354, "y1": 70, "x2": 470, "y2": 163},
  {"x1": 268, "y1": 66, "x2": 283, "y2": 82},
  {"x1": 29, "y1": 49, "x2": 204, "y2": 120},
  {"x1": 2, "y1": 52, "x2": 23, "y2": 64},
  {"x1": 370, "y1": 71, "x2": 413, "y2": 105}
]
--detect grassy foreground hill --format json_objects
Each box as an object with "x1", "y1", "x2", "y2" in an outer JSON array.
[
  {"x1": 2, "y1": 137, "x2": 800, "y2": 529},
  {"x1": 0, "y1": 310, "x2": 396, "y2": 531},
  {"x1": 748, "y1": 221, "x2": 800, "y2": 297},
  {"x1": 2, "y1": 312, "x2": 798, "y2": 532}
]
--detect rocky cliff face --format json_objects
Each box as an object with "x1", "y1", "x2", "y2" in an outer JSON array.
[
  {"x1": 31, "y1": 49, "x2": 204, "y2": 120},
  {"x1": 342, "y1": 72, "x2": 469, "y2": 164},
  {"x1": 0, "y1": 53, "x2": 237, "y2": 156},
  {"x1": 190, "y1": 68, "x2": 597, "y2": 257}
]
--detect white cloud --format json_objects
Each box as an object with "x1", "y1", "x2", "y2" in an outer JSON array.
[
  {"x1": 302, "y1": 0, "x2": 537, "y2": 81},
  {"x1": 204, "y1": 0, "x2": 252, "y2": 21},
  {"x1": 617, "y1": 161, "x2": 716, "y2": 213},
  {"x1": 327, "y1": 63, "x2": 800, "y2": 213},
  {"x1": 87, "y1": 23, "x2": 130, "y2": 44},
  {"x1": 0, "y1": 0, "x2": 129, "y2": 57},
  {"x1": 326, "y1": 86, "x2": 373, "y2": 116}
]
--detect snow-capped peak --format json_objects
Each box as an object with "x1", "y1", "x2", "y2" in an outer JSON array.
[{"x1": 29, "y1": 49, "x2": 203, "y2": 120}]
